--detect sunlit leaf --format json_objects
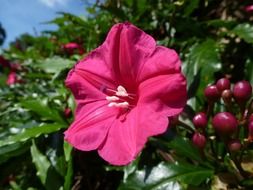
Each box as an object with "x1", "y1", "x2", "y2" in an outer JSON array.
[
  {"x1": 119, "y1": 162, "x2": 213, "y2": 189},
  {"x1": 63, "y1": 155, "x2": 73, "y2": 190},
  {"x1": 167, "y1": 136, "x2": 202, "y2": 163},
  {"x1": 232, "y1": 23, "x2": 253, "y2": 44},
  {"x1": 0, "y1": 123, "x2": 65, "y2": 147},
  {"x1": 30, "y1": 141, "x2": 62, "y2": 190},
  {"x1": 183, "y1": 39, "x2": 221, "y2": 100},
  {"x1": 36, "y1": 56, "x2": 74, "y2": 74},
  {"x1": 20, "y1": 99, "x2": 66, "y2": 124}
]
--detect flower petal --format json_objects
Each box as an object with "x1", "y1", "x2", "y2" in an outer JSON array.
[
  {"x1": 64, "y1": 101, "x2": 117, "y2": 151},
  {"x1": 115, "y1": 23, "x2": 156, "y2": 89},
  {"x1": 138, "y1": 73, "x2": 187, "y2": 117},
  {"x1": 137, "y1": 46, "x2": 181, "y2": 82},
  {"x1": 65, "y1": 69, "x2": 106, "y2": 105},
  {"x1": 98, "y1": 105, "x2": 168, "y2": 165},
  {"x1": 75, "y1": 23, "x2": 156, "y2": 90}
]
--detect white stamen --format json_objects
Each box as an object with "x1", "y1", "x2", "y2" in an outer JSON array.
[
  {"x1": 117, "y1": 102, "x2": 129, "y2": 108},
  {"x1": 116, "y1": 85, "x2": 128, "y2": 97},
  {"x1": 108, "y1": 101, "x2": 129, "y2": 108},
  {"x1": 106, "y1": 96, "x2": 120, "y2": 102},
  {"x1": 108, "y1": 102, "x2": 118, "y2": 107}
]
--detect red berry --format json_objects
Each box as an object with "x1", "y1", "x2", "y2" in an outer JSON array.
[
  {"x1": 216, "y1": 78, "x2": 230, "y2": 92},
  {"x1": 212, "y1": 112, "x2": 238, "y2": 135},
  {"x1": 204, "y1": 85, "x2": 220, "y2": 102},
  {"x1": 193, "y1": 112, "x2": 208, "y2": 129},
  {"x1": 233, "y1": 80, "x2": 252, "y2": 103},
  {"x1": 192, "y1": 133, "x2": 206, "y2": 149},
  {"x1": 228, "y1": 139, "x2": 241, "y2": 152}
]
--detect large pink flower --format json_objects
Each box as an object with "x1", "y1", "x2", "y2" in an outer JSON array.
[{"x1": 64, "y1": 23, "x2": 187, "y2": 165}]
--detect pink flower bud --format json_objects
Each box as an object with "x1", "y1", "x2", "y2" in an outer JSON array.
[
  {"x1": 204, "y1": 85, "x2": 220, "y2": 102},
  {"x1": 192, "y1": 133, "x2": 206, "y2": 149},
  {"x1": 228, "y1": 139, "x2": 241, "y2": 152},
  {"x1": 212, "y1": 112, "x2": 238, "y2": 135},
  {"x1": 245, "y1": 5, "x2": 253, "y2": 12},
  {"x1": 221, "y1": 89, "x2": 232, "y2": 103},
  {"x1": 64, "y1": 108, "x2": 72, "y2": 118},
  {"x1": 216, "y1": 78, "x2": 230, "y2": 93},
  {"x1": 233, "y1": 80, "x2": 252, "y2": 103},
  {"x1": 193, "y1": 112, "x2": 207, "y2": 129},
  {"x1": 248, "y1": 121, "x2": 253, "y2": 141}
]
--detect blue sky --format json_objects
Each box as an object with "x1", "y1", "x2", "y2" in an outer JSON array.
[{"x1": 0, "y1": 0, "x2": 93, "y2": 47}]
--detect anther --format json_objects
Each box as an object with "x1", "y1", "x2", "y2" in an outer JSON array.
[
  {"x1": 106, "y1": 96, "x2": 120, "y2": 102},
  {"x1": 108, "y1": 101, "x2": 129, "y2": 108},
  {"x1": 116, "y1": 85, "x2": 128, "y2": 97}
]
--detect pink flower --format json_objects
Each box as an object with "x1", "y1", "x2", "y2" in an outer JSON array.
[
  {"x1": 244, "y1": 5, "x2": 253, "y2": 12},
  {"x1": 64, "y1": 42, "x2": 80, "y2": 49},
  {"x1": 64, "y1": 23, "x2": 187, "y2": 165},
  {"x1": 6, "y1": 71, "x2": 17, "y2": 85},
  {"x1": 63, "y1": 42, "x2": 85, "y2": 55}
]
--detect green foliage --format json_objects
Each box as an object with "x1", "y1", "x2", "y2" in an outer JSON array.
[
  {"x1": 232, "y1": 23, "x2": 253, "y2": 44},
  {"x1": 1, "y1": 0, "x2": 253, "y2": 189},
  {"x1": 119, "y1": 162, "x2": 213, "y2": 189}
]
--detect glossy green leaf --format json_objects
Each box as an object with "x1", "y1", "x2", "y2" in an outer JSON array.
[
  {"x1": 167, "y1": 136, "x2": 202, "y2": 163},
  {"x1": 0, "y1": 142, "x2": 29, "y2": 164},
  {"x1": 118, "y1": 162, "x2": 213, "y2": 190},
  {"x1": 0, "y1": 123, "x2": 65, "y2": 147},
  {"x1": 20, "y1": 99, "x2": 66, "y2": 124},
  {"x1": 184, "y1": 39, "x2": 221, "y2": 99},
  {"x1": 31, "y1": 141, "x2": 62, "y2": 190},
  {"x1": 31, "y1": 141, "x2": 51, "y2": 184},
  {"x1": 232, "y1": 23, "x2": 253, "y2": 44}
]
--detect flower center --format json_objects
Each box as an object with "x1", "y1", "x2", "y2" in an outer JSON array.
[{"x1": 105, "y1": 85, "x2": 136, "y2": 110}]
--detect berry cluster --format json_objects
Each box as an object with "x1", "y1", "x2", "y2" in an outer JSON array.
[{"x1": 192, "y1": 78, "x2": 253, "y2": 155}]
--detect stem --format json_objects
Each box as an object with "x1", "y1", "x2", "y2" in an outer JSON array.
[
  {"x1": 210, "y1": 136, "x2": 219, "y2": 161},
  {"x1": 206, "y1": 101, "x2": 214, "y2": 119},
  {"x1": 232, "y1": 154, "x2": 248, "y2": 179},
  {"x1": 226, "y1": 145, "x2": 249, "y2": 179}
]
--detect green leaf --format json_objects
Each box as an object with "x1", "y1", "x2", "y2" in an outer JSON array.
[
  {"x1": 118, "y1": 162, "x2": 213, "y2": 190},
  {"x1": 36, "y1": 56, "x2": 74, "y2": 74},
  {"x1": 245, "y1": 58, "x2": 253, "y2": 84},
  {"x1": 63, "y1": 142, "x2": 73, "y2": 190},
  {"x1": 232, "y1": 23, "x2": 253, "y2": 44},
  {"x1": 0, "y1": 142, "x2": 29, "y2": 164},
  {"x1": 167, "y1": 136, "x2": 203, "y2": 163},
  {"x1": 64, "y1": 141, "x2": 72, "y2": 162},
  {"x1": 63, "y1": 155, "x2": 73, "y2": 190},
  {"x1": 31, "y1": 141, "x2": 51, "y2": 185},
  {"x1": 183, "y1": 0, "x2": 199, "y2": 16},
  {"x1": 0, "y1": 123, "x2": 66, "y2": 147},
  {"x1": 206, "y1": 19, "x2": 236, "y2": 29},
  {"x1": 20, "y1": 99, "x2": 66, "y2": 124},
  {"x1": 183, "y1": 39, "x2": 221, "y2": 99},
  {"x1": 31, "y1": 141, "x2": 63, "y2": 190}
]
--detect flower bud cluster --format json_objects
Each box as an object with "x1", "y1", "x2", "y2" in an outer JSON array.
[{"x1": 191, "y1": 78, "x2": 253, "y2": 153}]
